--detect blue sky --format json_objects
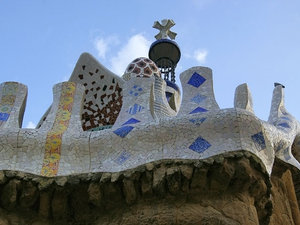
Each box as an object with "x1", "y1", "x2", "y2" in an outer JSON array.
[{"x1": 1, "y1": 0, "x2": 300, "y2": 128}]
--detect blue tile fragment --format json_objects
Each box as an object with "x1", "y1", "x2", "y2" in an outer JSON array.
[
  {"x1": 0, "y1": 113, "x2": 9, "y2": 121},
  {"x1": 190, "y1": 94, "x2": 207, "y2": 104},
  {"x1": 251, "y1": 131, "x2": 266, "y2": 151},
  {"x1": 189, "y1": 136, "x2": 211, "y2": 153},
  {"x1": 187, "y1": 72, "x2": 206, "y2": 88},
  {"x1": 127, "y1": 104, "x2": 144, "y2": 115},
  {"x1": 113, "y1": 126, "x2": 134, "y2": 138},
  {"x1": 122, "y1": 118, "x2": 140, "y2": 126},
  {"x1": 115, "y1": 150, "x2": 131, "y2": 165},
  {"x1": 129, "y1": 85, "x2": 143, "y2": 96},
  {"x1": 283, "y1": 148, "x2": 291, "y2": 160},
  {"x1": 189, "y1": 117, "x2": 206, "y2": 126},
  {"x1": 277, "y1": 122, "x2": 290, "y2": 128},
  {"x1": 189, "y1": 107, "x2": 208, "y2": 114}
]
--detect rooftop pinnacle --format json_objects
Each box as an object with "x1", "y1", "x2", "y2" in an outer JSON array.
[{"x1": 153, "y1": 19, "x2": 177, "y2": 40}]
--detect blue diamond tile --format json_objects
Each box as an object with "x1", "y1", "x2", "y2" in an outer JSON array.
[
  {"x1": 278, "y1": 122, "x2": 290, "y2": 128},
  {"x1": 284, "y1": 148, "x2": 291, "y2": 160},
  {"x1": 189, "y1": 107, "x2": 208, "y2": 114},
  {"x1": 126, "y1": 104, "x2": 144, "y2": 115},
  {"x1": 189, "y1": 117, "x2": 206, "y2": 126},
  {"x1": 122, "y1": 118, "x2": 140, "y2": 126},
  {"x1": 189, "y1": 136, "x2": 211, "y2": 153},
  {"x1": 115, "y1": 150, "x2": 131, "y2": 165},
  {"x1": 281, "y1": 116, "x2": 291, "y2": 121},
  {"x1": 0, "y1": 113, "x2": 9, "y2": 121},
  {"x1": 251, "y1": 131, "x2": 266, "y2": 151},
  {"x1": 190, "y1": 94, "x2": 207, "y2": 104},
  {"x1": 113, "y1": 126, "x2": 134, "y2": 138},
  {"x1": 187, "y1": 72, "x2": 206, "y2": 88}
]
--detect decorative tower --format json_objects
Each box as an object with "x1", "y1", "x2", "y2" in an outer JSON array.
[{"x1": 148, "y1": 19, "x2": 181, "y2": 83}]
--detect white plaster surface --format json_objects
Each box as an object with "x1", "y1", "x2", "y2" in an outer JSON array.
[
  {"x1": 178, "y1": 66, "x2": 219, "y2": 116},
  {"x1": 234, "y1": 83, "x2": 254, "y2": 113}
]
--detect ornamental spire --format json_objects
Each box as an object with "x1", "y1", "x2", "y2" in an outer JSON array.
[
  {"x1": 149, "y1": 19, "x2": 181, "y2": 83},
  {"x1": 153, "y1": 19, "x2": 177, "y2": 40}
]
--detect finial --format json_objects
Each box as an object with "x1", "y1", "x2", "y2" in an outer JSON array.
[
  {"x1": 153, "y1": 19, "x2": 177, "y2": 40},
  {"x1": 274, "y1": 82, "x2": 285, "y2": 88}
]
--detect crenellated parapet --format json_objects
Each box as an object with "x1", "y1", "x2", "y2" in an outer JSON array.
[{"x1": 0, "y1": 53, "x2": 299, "y2": 178}]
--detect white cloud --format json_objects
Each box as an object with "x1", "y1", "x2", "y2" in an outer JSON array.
[
  {"x1": 110, "y1": 34, "x2": 151, "y2": 75},
  {"x1": 94, "y1": 36, "x2": 119, "y2": 59},
  {"x1": 95, "y1": 38, "x2": 108, "y2": 59},
  {"x1": 194, "y1": 49, "x2": 208, "y2": 64},
  {"x1": 25, "y1": 121, "x2": 36, "y2": 129}
]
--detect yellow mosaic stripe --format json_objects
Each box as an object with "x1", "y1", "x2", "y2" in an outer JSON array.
[
  {"x1": 41, "y1": 83, "x2": 76, "y2": 177},
  {"x1": 0, "y1": 82, "x2": 18, "y2": 127}
]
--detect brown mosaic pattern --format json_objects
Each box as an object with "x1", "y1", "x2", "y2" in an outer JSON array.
[
  {"x1": 123, "y1": 57, "x2": 161, "y2": 80},
  {"x1": 36, "y1": 54, "x2": 124, "y2": 131},
  {"x1": 81, "y1": 82, "x2": 122, "y2": 130},
  {"x1": 70, "y1": 62, "x2": 123, "y2": 131}
]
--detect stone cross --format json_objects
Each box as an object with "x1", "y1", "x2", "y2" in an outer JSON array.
[{"x1": 153, "y1": 19, "x2": 177, "y2": 40}]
